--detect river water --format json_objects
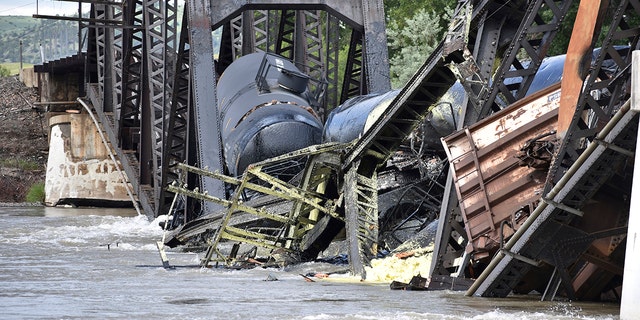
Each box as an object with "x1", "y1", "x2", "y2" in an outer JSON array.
[{"x1": 0, "y1": 206, "x2": 621, "y2": 320}]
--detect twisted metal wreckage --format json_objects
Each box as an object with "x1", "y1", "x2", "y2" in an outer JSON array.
[
  {"x1": 39, "y1": 0, "x2": 640, "y2": 302},
  {"x1": 162, "y1": 0, "x2": 637, "y2": 301}
]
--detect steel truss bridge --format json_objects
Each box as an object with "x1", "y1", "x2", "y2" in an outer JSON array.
[{"x1": 37, "y1": 0, "x2": 640, "y2": 300}]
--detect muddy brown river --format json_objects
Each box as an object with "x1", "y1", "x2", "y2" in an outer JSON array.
[{"x1": 0, "y1": 206, "x2": 621, "y2": 319}]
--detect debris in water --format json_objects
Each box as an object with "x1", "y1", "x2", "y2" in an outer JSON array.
[
  {"x1": 299, "y1": 274, "x2": 316, "y2": 282},
  {"x1": 390, "y1": 274, "x2": 428, "y2": 290},
  {"x1": 264, "y1": 273, "x2": 278, "y2": 281}
]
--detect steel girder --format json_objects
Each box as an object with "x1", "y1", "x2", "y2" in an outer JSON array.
[
  {"x1": 295, "y1": 11, "x2": 325, "y2": 107},
  {"x1": 547, "y1": 0, "x2": 640, "y2": 192},
  {"x1": 160, "y1": 1, "x2": 229, "y2": 224},
  {"x1": 275, "y1": 10, "x2": 296, "y2": 59},
  {"x1": 217, "y1": 21, "x2": 234, "y2": 74},
  {"x1": 344, "y1": 162, "x2": 379, "y2": 277},
  {"x1": 252, "y1": 10, "x2": 271, "y2": 52},
  {"x1": 161, "y1": 8, "x2": 192, "y2": 225},
  {"x1": 324, "y1": 14, "x2": 340, "y2": 112},
  {"x1": 86, "y1": 9, "x2": 98, "y2": 84},
  {"x1": 340, "y1": 29, "x2": 366, "y2": 104},
  {"x1": 210, "y1": 0, "x2": 391, "y2": 95},
  {"x1": 474, "y1": 0, "x2": 575, "y2": 122},
  {"x1": 468, "y1": 0, "x2": 640, "y2": 298},
  {"x1": 117, "y1": 1, "x2": 144, "y2": 152},
  {"x1": 142, "y1": 0, "x2": 178, "y2": 215},
  {"x1": 429, "y1": 0, "x2": 575, "y2": 278},
  {"x1": 93, "y1": 4, "x2": 112, "y2": 112},
  {"x1": 112, "y1": 4, "x2": 124, "y2": 120},
  {"x1": 183, "y1": 0, "x2": 227, "y2": 216}
]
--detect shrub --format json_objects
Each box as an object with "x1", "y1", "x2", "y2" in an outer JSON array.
[
  {"x1": 0, "y1": 64, "x2": 10, "y2": 77},
  {"x1": 25, "y1": 181, "x2": 45, "y2": 203}
]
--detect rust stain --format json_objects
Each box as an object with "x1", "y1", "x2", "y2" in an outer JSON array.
[
  {"x1": 512, "y1": 108, "x2": 526, "y2": 119},
  {"x1": 496, "y1": 118, "x2": 507, "y2": 135}
]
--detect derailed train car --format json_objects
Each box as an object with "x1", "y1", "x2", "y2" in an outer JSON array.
[
  {"x1": 166, "y1": 47, "x2": 623, "y2": 287},
  {"x1": 319, "y1": 50, "x2": 575, "y2": 247},
  {"x1": 321, "y1": 86, "x2": 458, "y2": 252},
  {"x1": 443, "y1": 46, "x2": 632, "y2": 300},
  {"x1": 217, "y1": 53, "x2": 324, "y2": 177},
  {"x1": 440, "y1": 50, "x2": 604, "y2": 255}
]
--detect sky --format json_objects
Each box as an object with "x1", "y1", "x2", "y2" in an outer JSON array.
[{"x1": 0, "y1": 0, "x2": 82, "y2": 16}]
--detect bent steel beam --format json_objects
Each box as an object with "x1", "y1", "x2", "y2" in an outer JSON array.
[{"x1": 209, "y1": 0, "x2": 390, "y2": 94}]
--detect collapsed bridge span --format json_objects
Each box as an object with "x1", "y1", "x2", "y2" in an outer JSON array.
[{"x1": 32, "y1": 0, "x2": 640, "y2": 307}]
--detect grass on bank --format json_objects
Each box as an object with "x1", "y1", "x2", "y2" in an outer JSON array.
[
  {"x1": 25, "y1": 181, "x2": 45, "y2": 203},
  {"x1": 0, "y1": 62, "x2": 34, "y2": 76},
  {"x1": 0, "y1": 158, "x2": 41, "y2": 171}
]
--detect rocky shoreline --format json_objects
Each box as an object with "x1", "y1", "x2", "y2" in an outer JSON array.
[
  {"x1": 0, "y1": 202, "x2": 43, "y2": 207},
  {"x1": 0, "y1": 75, "x2": 48, "y2": 203}
]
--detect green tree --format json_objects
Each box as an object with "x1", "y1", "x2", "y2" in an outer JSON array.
[
  {"x1": 385, "y1": 0, "x2": 455, "y2": 29},
  {"x1": 384, "y1": 0, "x2": 456, "y2": 65},
  {"x1": 387, "y1": 8, "x2": 453, "y2": 88},
  {"x1": 544, "y1": 3, "x2": 578, "y2": 56}
]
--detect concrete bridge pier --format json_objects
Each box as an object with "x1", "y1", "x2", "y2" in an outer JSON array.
[
  {"x1": 45, "y1": 113, "x2": 133, "y2": 207},
  {"x1": 36, "y1": 56, "x2": 135, "y2": 208},
  {"x1": 620, "y1": 50, "x2": 640, "y2": 320}
]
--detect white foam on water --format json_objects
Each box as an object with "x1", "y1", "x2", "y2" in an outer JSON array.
[
  {"x1": 296, "y1": 309, "x2": 617, "y2": 320},
  {"x1": 465, "y1": 309, "x2": 616, "y2": 320},
  {"x1": 4, "y1": 213, "x2": 164, "y2": 251}
]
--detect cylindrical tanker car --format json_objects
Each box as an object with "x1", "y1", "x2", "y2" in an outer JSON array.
[
  {"x1": 217, "y1": 52, "x2": 324, "y2": 176},
  {"x1": 216, "y1": 49, "x2": 578, "y2": 177},
  {"x1": 322, "y1": 50, "x2": 578, "y2": 148},
  {"x1": 322, "y1": 88, "x2": 460, "y2": 149}
]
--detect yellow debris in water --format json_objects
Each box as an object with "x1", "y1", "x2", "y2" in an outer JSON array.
[{"x1": 365, "y1": 245, "x2": 434, "y2": 284}]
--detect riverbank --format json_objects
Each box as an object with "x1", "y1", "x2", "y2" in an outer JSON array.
[{"x1": 0, "y1": 75, "x2": 48, "y2": 202}]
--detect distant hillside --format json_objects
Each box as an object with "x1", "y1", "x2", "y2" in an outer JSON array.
[
  {"x1": 0, "y1": 11, "x2": 223, "y2": 67},
  {"x1": 0, "y1": 16, "x2": 79, "y2": 65}
]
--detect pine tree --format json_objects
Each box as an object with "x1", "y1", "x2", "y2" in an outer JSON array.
[{"x1": 387, "y1": 8, "x2": 452, "y2": 88}]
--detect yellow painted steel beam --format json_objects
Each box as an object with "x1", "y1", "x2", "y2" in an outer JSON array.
[
  {"x1": 219, "y1": 231, "x2": 286, "y2": 251},
  {"x1": 174, "y1": 162, "x2": 343, "y2": 221},
  {"x1": 166, "y1": 184, "x2": 293, "y2": 224},
  {"x1": 248, "y1": 168, "x2": 343, "y2": 221},
  {"x1": 222, "y1": 225, "x2": 284, "y2": 243},
  {"x1": 171, "y1": 142, "x2": 351, "y2": 266}
]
